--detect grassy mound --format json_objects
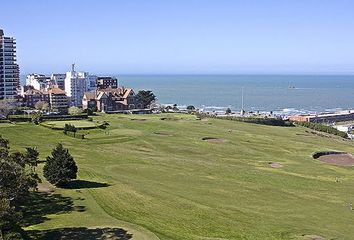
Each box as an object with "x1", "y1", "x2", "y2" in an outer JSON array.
[{"x1": 40, "y1": 120, "x2": 101, "y2": 130}]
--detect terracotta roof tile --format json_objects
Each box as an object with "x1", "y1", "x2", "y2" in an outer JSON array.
[{"x1": 48, "y1": 87, "x2": 66, "y2": 95}]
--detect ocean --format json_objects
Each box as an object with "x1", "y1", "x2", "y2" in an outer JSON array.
[
  {"x1": 21, "y1": 74, "x2": 354, "y2": 115},
  {"x1": 117, "y1": 75, "x2": 354, "y2": 115}
]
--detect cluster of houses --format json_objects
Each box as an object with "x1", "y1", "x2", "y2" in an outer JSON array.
[{"x1": 19, "y1": 64, "x2": 144, "y2": 114}]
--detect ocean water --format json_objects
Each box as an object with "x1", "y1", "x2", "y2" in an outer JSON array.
[
  {"x1": 20, "y1": 74, "x2": 354, "y2": 115},
  {"x1": 118, "y1": 75, "x2": 354, "y2": 115}
]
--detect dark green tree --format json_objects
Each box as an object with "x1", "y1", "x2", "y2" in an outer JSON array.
[
  {"x1": 25, "y1": 147, "x2": 39, "y2": 169},
  {"x1": 43, "y1": 143, "x2": 78, "y2": 186},
  {"x1": 172, "y1": 104, "x2": 179, "y2": 111},
  {"x1": 0, "y1": 135, "x2": 39, "y2": 239},
  {"x1": 135, "y1": 90, "x2": 156, "y2": 108},
  {"x1": 187, "y1": 105, "x2": 195, "y2": 111}
]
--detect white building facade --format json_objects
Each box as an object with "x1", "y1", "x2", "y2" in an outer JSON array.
[
  {"x1": 64, "y1": 64, "x2": 97, "y2": 107},
  {"x1": 26, "y1": 73, "x2": 51, "y2": 90}
]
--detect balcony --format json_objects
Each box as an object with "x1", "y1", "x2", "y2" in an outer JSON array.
[
  {"x1": 3, "y1": 79, "x2": 19, "y2": 82},
  {"x1": 4, "y1": 56, "x2": 16, "y2": 60},
  {"x1": 4, "y1": 62, "x2": 17, "y2": 65},
  {"x1": 4, "y1": 66, "x2": 18, "y2": 69}
]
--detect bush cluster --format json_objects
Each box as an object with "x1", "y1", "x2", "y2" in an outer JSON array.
[
  {"x1": 0, "y1": 136, "x2": 40, "y2": 239},
  {"x1": 1, "y1": 138, "x2": 78, "y2": 238},
  {"x1": 63, "y1": 124, "x2": 77, "y2": 136},
  {"x1": 7, "y1": 114, "x2": 89, "y2": 123},
  {"x1": 296, "y1": 121, "x2": 348, "y2": 138},
  {"x1": 196, "y1": 112, "x2": 294, "y2": 127}
]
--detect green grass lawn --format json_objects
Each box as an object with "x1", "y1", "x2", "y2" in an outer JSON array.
[
  {"x1": 40, "y1": 120, "x2": 98, "y2": 129},
  {"x1": 2, "y1": 113, "x2": 354, "y2": 239}
]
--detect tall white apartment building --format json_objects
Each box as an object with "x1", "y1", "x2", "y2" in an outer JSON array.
[
  {"x1": 64, "y1": 64, "x2": 97, "y2": 107},
  {"x1": 0, "y1": 29, "x2": 20, "y2": 99},
  {"x1": 26, "y1": 73, "x2": 51, "y2": 90}
]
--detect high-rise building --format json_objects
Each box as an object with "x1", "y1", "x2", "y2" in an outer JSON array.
[
  {"x1": 0, "y1": 29, "x2": 20, "y2": 99},
  {"x1": 51, "y1": 73, "x2": 66, "y2": 90},
  {"x1": 64, "y1": 64, "x2": 97, "y2": 107}
]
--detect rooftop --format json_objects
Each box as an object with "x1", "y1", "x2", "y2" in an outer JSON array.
[{"x1": 48, "y1": 87, "x2": 66, "y2": 95}]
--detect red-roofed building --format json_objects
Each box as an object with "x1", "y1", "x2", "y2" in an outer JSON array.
[
  {"x1": 22, "y1": 86, "x2": 49, "y2": 107},
  {"x1": 48, "y1": 87, "x2": 69, "y2": 113},
  {"x1": 82, "y1": 87, "x2": 143, "y2": 112}
]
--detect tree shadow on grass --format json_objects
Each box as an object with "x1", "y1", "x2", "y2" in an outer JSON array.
[
  {"x1": 27, "y1": 227, "x2": 133, "y2": 240},
  {"x1": 20, "y1": 192, "x2": 77, "y2": 227},
  {"x1": 63, "y1": 180, "x2": 110, "y2": 189}
]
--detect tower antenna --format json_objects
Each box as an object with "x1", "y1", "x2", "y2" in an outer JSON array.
[{"x1": 241, "y1": 87, "x2": 245, "y2": 115}]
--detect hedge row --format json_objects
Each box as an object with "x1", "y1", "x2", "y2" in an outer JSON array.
[
  {"x1": 7, "y1": 115, "x2": 32, "y2": 122},
  {"x1": 296, "y1": 121, "x2": 348, "y2": 138},
  {"x1": 0, "y1": 119, "x2": 11, "y2": 123},
  {"x1": 196, "y1": 113, "x2": 294, "y2": 127},
  {"x1": 7, "y1": 114, "x2": 88, "y2": 122},
  {"x1": 42, "y1": 114, "x2": 88, "y2": 121}
]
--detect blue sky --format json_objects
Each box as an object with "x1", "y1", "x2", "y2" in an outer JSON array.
[{"x1": 2, "y1": 0, "x2": 354, "y2": 74}]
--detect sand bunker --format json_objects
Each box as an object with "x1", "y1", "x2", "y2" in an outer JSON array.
[
  {"x1": 303, "y1": 235, "x2": 325, "y2": 240},
  {"x1": 268, "y1": 162, "x2": 283, "y2": 168},
  {"x1": 154, "y1": 131, "x2": 174, "y2": 136},
  {"x1": 202, "y1": 137, "x2": 227, "y2": 143},
  {"x1": 313, "y1": 152, "x2": 354, "y2": 166}
]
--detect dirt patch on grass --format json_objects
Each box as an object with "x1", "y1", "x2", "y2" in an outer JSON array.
[
  {"x1": 313, "y1": 152, "x2": 354, "y2": 166},
  {"x1": 154, "y1": 131, "x2": 174, "y2": 136},
  {"x1": 268, "y1": 162, "x2": 283, "y2": 168},
  {"x1": 37, "y1": 182, "x2": 54, "y2": 193},
  {"x1": 131, "y1": 118, "x2": 147, "y2": 121},
  {"x1": 303, "y1": 235, "x2": 326, "y2": 240},
  {"x1": 160, "y1": 117, "x2": 183, "y2": 121},
  {"x1": 202, "y1": 137, "x2": 227, "y2": 143}
]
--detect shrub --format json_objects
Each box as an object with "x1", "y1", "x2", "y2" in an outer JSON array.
[
  {"x1": 296, "y1": 121, "x2": 348, "y2": 138},
  {"x1": 63, "y1": 124, "x2": 77, "y2": 137},
  {"x1": 68, "y1": 106, "x2": 83, "y2": 116}
]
